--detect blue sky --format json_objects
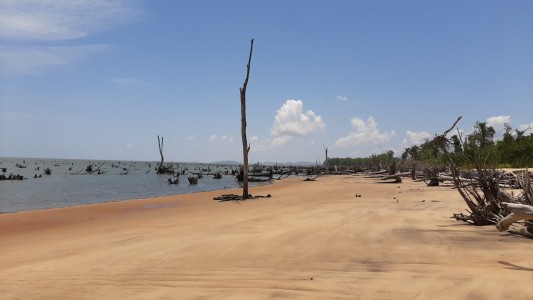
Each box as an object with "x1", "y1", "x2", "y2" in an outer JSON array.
[{"x1": 1, "y1": 0, "x2": 532, "y2": 163}]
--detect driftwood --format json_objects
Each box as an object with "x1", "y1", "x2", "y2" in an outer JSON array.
[
  {"x1": 304, "y1": 174, "x2": 320, "y2": 181},
  {"x1": 496, "y1": 202, "x2": 533, "y2": 232},
  {"x1": 433, "y1": 117, "x2": 533, "y2": 239},
  {"x1": 214, "y1": 193, "x2": 272, "y2": 202},
  {"x1": 167, "y1": 177, "x2": 179, "y2": 184},
  {"x1": 433, "y1": 117, "x2": 505, "y2": 225},
  {"x1": 249, "y1": 177, "x2": 272, "y2": 182},
  {"x1": 0, "y1": 174, "x2": 24, "y2": 180},
  {"x1": 368, "y1": 170, "x2": 388, "y2": 175},
  {"x1": 379, "y1": 174, "x2": 402, "y2": 183},
  {"x1": 372, "y1": 172, "x2": 412, "y2": 183},
  {"x1": 275, "y1": 171, "x2": 292, "y2": 180}
]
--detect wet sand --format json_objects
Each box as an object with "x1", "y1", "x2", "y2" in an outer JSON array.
[{"x1": 1, "y1": 175, "x2": 532, "y2": 299}]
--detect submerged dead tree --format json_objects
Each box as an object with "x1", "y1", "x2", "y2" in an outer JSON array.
[
  {"x1": 156, "y1": 135, "x2": 164, "y2": 174},
  {"x1": 156, "y1": 135, "x2": 173, "y2": 174},
  {"x1": 240, "y1": 38, "x2": 254, "y2": 200}
]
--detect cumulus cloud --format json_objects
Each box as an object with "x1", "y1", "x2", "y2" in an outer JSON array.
[
  {"x1": 483, "y1": 116, "x2": 532, "y2": 136},
  {"x1": 249, "y1": 100, "x2": 325, "y2": 151},
  {"x1": 518, "y1": 122, "x2": 533, "y2": 132},
  {"x1": 270, "y1": 100, "x2": 325, "y2": 146},
  {"x1": 486, "y1": 115, "x2": 511, "y2": 139},
  {"x1": 402, "y1": 130, "x2": 431, "y2": 147},
  {"x1": 333, "y1": 116, "x2": 396, "y2": 148}
]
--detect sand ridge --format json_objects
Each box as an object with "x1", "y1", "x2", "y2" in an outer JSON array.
[{"x1": 1, "y1": 175, "x2": 532, "y2": 299}]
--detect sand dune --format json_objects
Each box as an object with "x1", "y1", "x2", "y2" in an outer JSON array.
[{"x1": 1, "y1": 175, "x2": 532, "y2": 299}]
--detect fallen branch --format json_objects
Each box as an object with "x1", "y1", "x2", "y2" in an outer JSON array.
[
  {"x1": 380, "y1": 173, "x2": 402, "y2": 182},
  {"x1": 213, "y1": 194, "x2": 272, "y2": 202}
]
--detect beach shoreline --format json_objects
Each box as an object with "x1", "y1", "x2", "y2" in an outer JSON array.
[{"x1": 1, "y1": 175, "x2": 532, "y2": 299}]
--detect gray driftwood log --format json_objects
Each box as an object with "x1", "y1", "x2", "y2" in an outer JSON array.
[{"x1": 496, "y1": 202, "x2": 533, "y2": 232}]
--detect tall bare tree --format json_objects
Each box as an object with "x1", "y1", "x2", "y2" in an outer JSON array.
[{"x1": 240, "y1": 39, "x2": 254, "y2": 199}]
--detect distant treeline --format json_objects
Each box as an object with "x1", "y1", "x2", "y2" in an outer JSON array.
[{"x1": 328, "y1": 121, "x2": 533, "y2": 169}]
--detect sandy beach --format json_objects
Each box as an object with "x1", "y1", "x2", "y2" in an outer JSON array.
[{"x1": 1, "y1": 175, "x2": 532, "y2": 299}]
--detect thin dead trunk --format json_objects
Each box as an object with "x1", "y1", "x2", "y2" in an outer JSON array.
[
  {"x1": 323, "y1": 145, "x2": 328, "y2": 171},
  {"x1": 240, "y1": 39, "x2": 254, "y2": 199},
  {"x1": 157, "y1": 135, "x2": 164, "y2": 174}
]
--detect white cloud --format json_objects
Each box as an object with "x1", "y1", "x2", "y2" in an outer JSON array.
[
  {"x1": 221, "y1": 135, "x2": 234, "y2": 142},
  {"x1": 333, "y1": 116, "x2": 396, "y2": 148},
  {"x1": 336, "y1": 95, "x2": 348, "y2": 102},
  {"x1": 518, "y1": 122, "x2": 533, "y2": 132},
  {"x1": 126, "y1": 143, "x2": 134, "y2": 148},
  {"x1": 264, "y1": 99, "x2": 326, "y2": 147},
  {"x1": 249, "y1": 100, "x2": 325, "y2": 151},
  {"x1": 0, "y1": 44, "x2": 109, "y2": 74},
  {"x1": 402, "y1": 130, "x2": 431, "y2": 147},
  {"x1": 209, "y1": 134, "x2": 234, "y2": 143},
  {"x1": 486, "y1": 115, "x2": 511, "y2": 139},
  {"x1": 486, "y1": 116, "x2": 511, "y2": 128},
  {"x1": 186, "y1": 135, "x2": 195, "y2": 141},
  {"x1": 271, "y1": 135, "x2": 292, "y2": 147},
  {"x1": 0, "y1": 0, "x2": 140, "y2": 41},
  {"x1": 271, "y1": 100, "x2": 325, "y2": 137}
]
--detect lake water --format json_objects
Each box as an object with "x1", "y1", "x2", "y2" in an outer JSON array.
[{"x1": 0, "y1": 157, "x2": 271, "y2": 213}]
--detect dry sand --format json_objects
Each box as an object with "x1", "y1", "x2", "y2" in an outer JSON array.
[{"x1": 1, "y1": 175, "x2": 532, "y2": 299}]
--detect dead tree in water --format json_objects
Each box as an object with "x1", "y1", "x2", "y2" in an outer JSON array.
[
  {"x1": 156, "y1": 135, "x2": 165, "y2": 174},
  {"x1": 240, "y1": 38, "x2": 254, "y2": 200}
]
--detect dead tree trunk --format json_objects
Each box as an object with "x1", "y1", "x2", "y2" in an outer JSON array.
[
  {"x1": 157, "y1": 135, "x2": 165, "y2": 174},
  {"x1": 323, "y1": 145, "x2": 329, "y2": 172},
  {"x1": 240, "y1": 39, "x2": 254, "y2": 200}
]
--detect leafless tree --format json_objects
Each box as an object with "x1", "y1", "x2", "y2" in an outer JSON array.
[{"x1": 240, "y1": 39, "x2": 254, "y2": 199}]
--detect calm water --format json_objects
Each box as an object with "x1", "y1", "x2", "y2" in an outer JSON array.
[{"x1": 0, "y1": 157, "x2": 270, "y2": 213}]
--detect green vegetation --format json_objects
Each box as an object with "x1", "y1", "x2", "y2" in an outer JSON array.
[
  {"x1": 327, "y1": 150, "x2": 397, "y2": 171},
  {"x1": 328, "y1": 121, "x2": 533, "y2": 169}
]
